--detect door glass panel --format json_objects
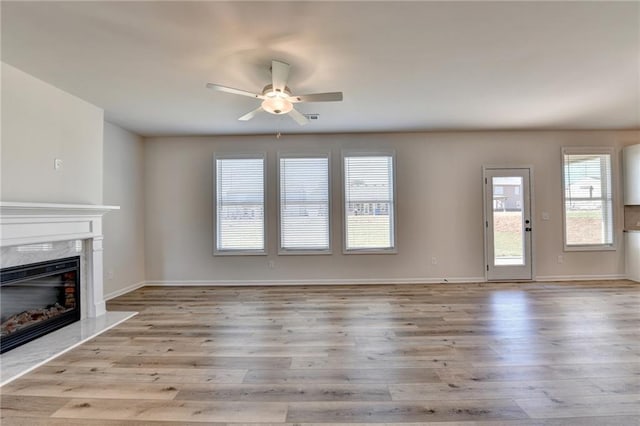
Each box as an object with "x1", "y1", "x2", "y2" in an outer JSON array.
[{"x1": 493, "y1": 176, "x2": 524, "y2": 266}]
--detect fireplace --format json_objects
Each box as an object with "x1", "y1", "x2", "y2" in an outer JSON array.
[{"x1": 1, "y1": 256, "x2": 81, "y2": 353}]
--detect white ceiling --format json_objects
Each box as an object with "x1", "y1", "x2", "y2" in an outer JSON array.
[{"x1": 2, "y1": 1, "x2": 639, "y2": 136}]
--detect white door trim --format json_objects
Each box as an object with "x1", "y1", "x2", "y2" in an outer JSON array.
[{"x1": 482, "y1": 166, "x2": 536, "y2": 281}]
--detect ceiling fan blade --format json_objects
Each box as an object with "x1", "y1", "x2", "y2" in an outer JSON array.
[
  {"x1": 271, "y1": 60, "x2": 290, "y2": 93},
  {"x1": 238, "y1": 106, "x2": 264, "y2": 121},
  {"x1": 206, "y1": 83, "x2": 263, "y2": 99},
  {"x1": 288, "y1": 92, "x2": 343, "y2": 103},
  {"x1": 288, "y1": 108, "x2": 309, "y2": 126}
]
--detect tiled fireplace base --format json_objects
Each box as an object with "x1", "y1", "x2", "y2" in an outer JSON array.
[{"x1": 0, "y1": 310, "x2": 136, "y2": 386}]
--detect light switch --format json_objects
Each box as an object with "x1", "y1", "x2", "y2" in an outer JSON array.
[{"x1": 54, "y1": 158, "x2": 63, "y2": 170}]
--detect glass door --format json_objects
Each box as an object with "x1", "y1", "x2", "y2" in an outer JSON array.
[{"x1": 484, "y1": 168, "x2": 533, "y2": 280}]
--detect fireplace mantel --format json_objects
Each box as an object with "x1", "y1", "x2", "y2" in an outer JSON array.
[
  {"x1": 0, "y1": 201, "x2": 119, "y2": 214},
  {"x1": 0, "y1": 201, "x2": 119, "y2": 317},
  {"x1": 0, "y1": 202, "x2": 119, "y2": 247}
]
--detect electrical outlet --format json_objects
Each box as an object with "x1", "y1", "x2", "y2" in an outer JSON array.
[
  {"x1": 268, "y1": 260, "x2": 275, "y2": 269},
  {"x1": 557, "y1": 255, "x2": 564, "y2": 264},
  {"x1": 541, "y1": 212, "x2": 550, "y2": 221},
  {"x1": 107, "y1": 269, "x2": 114, "y2": 280},
  {"x1": 431, "y1": 257, "x2": 438, "y2": 265}
]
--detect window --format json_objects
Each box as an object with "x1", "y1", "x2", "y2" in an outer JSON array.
[
  {"x1": 214, "y1": 155, "x2": 266, "y2": 254},
  {"x1": 278, "y1": 155, "x2": 330, "y2": 253},
  {"x1": 343, "y1": 153, "x2": 396, "y2": 252},
  {"x1": 562, "y1": 148, "x2": 614, "y2": 250}
]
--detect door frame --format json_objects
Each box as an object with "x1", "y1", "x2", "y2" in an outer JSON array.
[{"x1": 482, "y1": 165, "x2": 536, "y2": 282}]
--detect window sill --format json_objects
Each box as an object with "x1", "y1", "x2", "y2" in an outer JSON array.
[
  {"x1": 563, "y1": 245, "x2": 616, "y2": 252},
  {"x1": 214, "y1": 250, "x2": 267, "y2": 256},
  {"x1": 278, "y1": 250, "x2": 332, "y2": 256},
  {"x1": 343, "y1": 248, "x2": 398, "y2": 255}
]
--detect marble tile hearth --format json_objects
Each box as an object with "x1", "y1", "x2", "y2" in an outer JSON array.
[{"x1": 0, "y1": 311, "x2": 136, "y2": 385}]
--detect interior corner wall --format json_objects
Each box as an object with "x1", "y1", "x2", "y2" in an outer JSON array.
[
  {"x1": 144, "y1": 130, "x2": 638, "y2": 285},
  {"x1": 1, "y1": 62, "x2": 104, "y2": 204},
  {"x1": 103, "y1": 121, "x2": 146, "y2": 298}
]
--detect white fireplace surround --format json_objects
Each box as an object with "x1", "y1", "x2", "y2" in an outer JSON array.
[{"x1": 0, "y1": 201, "x2": 120, "y2": 318}]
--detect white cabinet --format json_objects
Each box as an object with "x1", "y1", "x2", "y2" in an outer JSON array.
[
  {"x1": 626, "y1": 232, "x2": 640, "y2": 282},
  {"x1": 623, "y1": 144, "x2": 640, "y2": 205}
]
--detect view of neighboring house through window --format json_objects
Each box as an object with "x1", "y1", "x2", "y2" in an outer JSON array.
[
  {"x1": 215, "y1": 155, "x2": 265, "y2": 253},
  {"x1": 562, "y1": 148, "x2": 614, "y2": 249},
  {"x1": 343, "y1": 153, "x2": 395, "y2": 251},
  {"x1": 491, "y1": 176, "x2": 525, "y2": 265},
  {"x1": 279, "y1": 155, "x2": 330, "y2": 252}
]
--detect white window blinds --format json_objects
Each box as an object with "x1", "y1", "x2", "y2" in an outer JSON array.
[
  {"x1": 344, "y1": 154, "x2": 395, "y2": 251},
  {"x1": 279, "y1": 156, "x2": 330, "y2": 251},
  {"x1": 215, "y1": 156, "x2": 265, "y2": 252},
  {"x1": 562, "y1": 150, "x2": 614, "y2": 248}
]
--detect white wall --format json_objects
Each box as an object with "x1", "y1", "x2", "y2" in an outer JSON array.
[
  {"x1": 144, "y1": 130, "x2": 638, "y2": 284},
  {"x1": 103, "y1": 122, "x2": 146, "y2": 298},
  {"x1": 1, "y1": 63, "x2": 104, "y2": 204}
]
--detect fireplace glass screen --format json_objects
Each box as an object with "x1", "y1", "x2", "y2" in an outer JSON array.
[{"x1": 1, "y1": 257, "x2": 80, "y2": 353}]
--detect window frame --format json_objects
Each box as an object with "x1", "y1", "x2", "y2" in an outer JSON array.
[
  {"x1": 561, "y1": 146, "x2": 616, "y2": 252},
  {"x1": 213, "y1": 152, "x2": 267, "y2": 256},
  {"x1": 342, "y1": 150, "x2": 398, "y2": 254},
  {"x1": 277, "y1": 152, "x2": 332, "y2": 255}
]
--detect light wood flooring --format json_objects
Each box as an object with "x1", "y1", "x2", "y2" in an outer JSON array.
[{"x1": 1, "y1": 281, "x2": 639, "y2": 425}]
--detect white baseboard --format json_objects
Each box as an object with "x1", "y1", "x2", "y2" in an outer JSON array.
[
  {"x1": 106, "y1": 275, "x2": 631, "y2": 298},
  {"x1": 144, "y1": 277, "x2": 487, "y2": 286},
  {"x1": 103, "y1": 281, "x2": 146, "y2": 300},
  {"x1": 535, "y1": 274, "x2": 627, "y2": 282}
]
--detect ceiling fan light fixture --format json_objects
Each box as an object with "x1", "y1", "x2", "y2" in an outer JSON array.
[{"x1": 261, "y1": 97, "x2": 293, "y2": 115}]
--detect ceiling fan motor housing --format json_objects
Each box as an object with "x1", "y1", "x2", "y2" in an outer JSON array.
[
  {"x1": 261, "y1": 84, "x2": 293, "y2": 115},
  {"x1": 262, "y1": 84, "x2": 291, "y2": 97}
]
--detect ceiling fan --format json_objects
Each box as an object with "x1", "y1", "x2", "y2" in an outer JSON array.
[{"x1": 206, "y1": 60, "x2": 343, "y2": 126}]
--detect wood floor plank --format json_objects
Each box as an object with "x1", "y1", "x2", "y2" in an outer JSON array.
[
  {"x1": 588, "y1": 376, "x2": 640, "y2": 394},
  {"x1": 68, "y1": 344, "x2": 338, "y2": 357},
  {"x1": 244, "y1": 368, "x2": 441, "y2": 384},
  {"x1": 290, "y1": 356, "x2": 469, "y2": 369},
  {"x1": 436, "y1": 362, "x2": 639, "y2": 382},
  {"x1": 515, "y1": 394, "x2": 640, "y2": 418},
  {"x1": 50, "y1": 398, "x2": 288, "y2": 423},
  {"x1": 0, "y1": 395, "x2": 71, "y2": 418},
  {"x1": 521, "y1": 417, "x2": 640, "y2": 426},
  {"x1": 175, "y1": 383, "x2": 392, "y2": 402},
  {"x1": 21, "y1": 364, "x2": 247, "y2": 384},
  {"x1": 285, "y1": 399, "x2": 529, "y2": 422},
  {"x1": 114, "y1": 355, "x2": 292, "y2": 369},
  {"x1": 389, "y1": 378, "x2": 605, "y2": 401},
  {"x1": 2, "y1": 379, "x2": 180, "y2": 399}
]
